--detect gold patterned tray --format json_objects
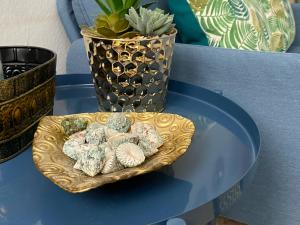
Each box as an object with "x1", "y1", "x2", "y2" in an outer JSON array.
[{"x1": 32, "y1": 112, "x2": 195, "y2": 193}]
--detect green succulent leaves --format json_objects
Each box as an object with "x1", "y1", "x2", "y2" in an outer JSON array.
[
  {"x1": 90, "y1": 0, "x2": 173, "y2": 38},
  {"x1": 94, "y1": 0, "x2": 133, "y2": 38},
  {"x1": 95, "y1": 0, "x2": 138, "y2": 15},
  {"x1": 125, "y1": 7, "x2": 174, "y2": 36},
  {"x1": 95, "y1": 13, "x2": 130, "y2": 38}
]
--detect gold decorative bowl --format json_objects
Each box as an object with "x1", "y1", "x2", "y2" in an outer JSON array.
[{"x1": 32, "y1": 112, "x2": 195, "y2": 193}]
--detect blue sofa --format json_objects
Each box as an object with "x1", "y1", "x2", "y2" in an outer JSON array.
[{"x1": 57, "y1": 1, "x2": 300, "y2": 224}]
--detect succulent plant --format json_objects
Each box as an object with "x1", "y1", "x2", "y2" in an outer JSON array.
[
  {"x1": 95, "y1": 13, "x2": 130, "y2": 38},
  {"x1": 125, "y1": 7, "x2": 174, "y2": 36},
  {"x1": 92, "y1": 0, "x2": 153, "y2": 38}
]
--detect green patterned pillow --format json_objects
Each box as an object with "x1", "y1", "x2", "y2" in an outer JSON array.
[{"x1": 168, "y1": 0, "x2": 296, "y2": 52}]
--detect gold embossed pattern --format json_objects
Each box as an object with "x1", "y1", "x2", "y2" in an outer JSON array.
[{"x1": 32, "y1": 112, "x2": 195, "y2": 193}]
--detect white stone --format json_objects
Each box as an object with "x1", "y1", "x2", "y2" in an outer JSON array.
[
  {"x1": 116, "y1": 143, "x2": 145, "y2": 167},
  {"x1": 74, "y1": 144, "x2": 105, "y2": 177}
]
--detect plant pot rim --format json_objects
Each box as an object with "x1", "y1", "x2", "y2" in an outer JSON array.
[
  {"x1": 81, "y1": 27, "x2": 177, "y2": 42},
  {"x1": 0, "y1": 46, "x2": 57, "y2": 83}
]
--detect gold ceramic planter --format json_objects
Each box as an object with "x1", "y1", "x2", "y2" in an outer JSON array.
[
  {"x1": 0, "y1": 46, "x2": 56, "y2": 163},
  {"x1": 81, "y1": 28, "x2": 177, "y2": 112},
  {"x1": 32, "y1": 112, "x2": 195, "y2": 193}
]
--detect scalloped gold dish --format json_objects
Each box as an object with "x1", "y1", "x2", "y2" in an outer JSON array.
[{"x1": 32, "y1": 112, "x2": 195, "y2": 193}]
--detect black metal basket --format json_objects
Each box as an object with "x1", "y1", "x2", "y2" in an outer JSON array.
[{"x1": 0, "y1": 46, "x2": 57, "y2": 163}]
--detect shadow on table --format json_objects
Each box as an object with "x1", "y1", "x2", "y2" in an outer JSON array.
[{"x1": 74, "y1": 170, "x2": 193, "y2": 224}]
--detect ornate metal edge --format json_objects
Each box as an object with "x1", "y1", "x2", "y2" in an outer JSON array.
[
  {"x1": 0, "y1": 109, "x2": 53, "y2": 163},
  {"x1": 0, "y1": 46, "x2": 57, "y2": 102}
]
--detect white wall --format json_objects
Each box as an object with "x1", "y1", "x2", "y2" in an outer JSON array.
[{"x1": 0, "y1": 0, "x2": 70, "y2": 74}]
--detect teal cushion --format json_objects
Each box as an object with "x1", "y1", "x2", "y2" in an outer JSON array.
[{"x1": 168, "y1": 1, "x2": 208, "y2": 45}]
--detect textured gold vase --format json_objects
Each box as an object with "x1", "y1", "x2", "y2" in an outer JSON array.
[{"x1": 81, "y1": 29, "x2": 177, "y2": 112}]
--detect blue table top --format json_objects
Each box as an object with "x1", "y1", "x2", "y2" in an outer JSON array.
[{"x1": 0, "y1": 74, "x2": 260, "y2": 225}]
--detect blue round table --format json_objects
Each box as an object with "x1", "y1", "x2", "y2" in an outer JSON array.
[{"x1": 0, "y1": 74, "x2": 260, "y2": 225}]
